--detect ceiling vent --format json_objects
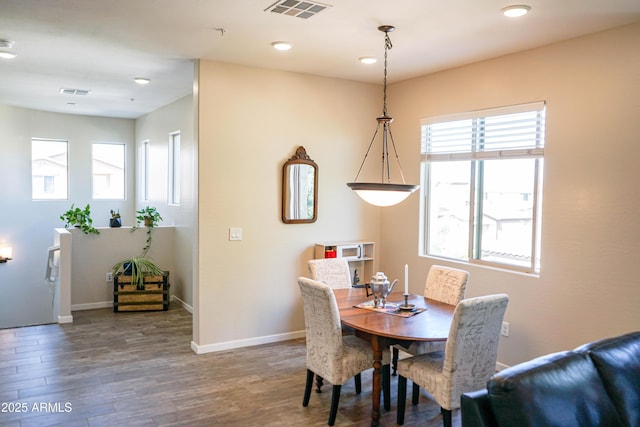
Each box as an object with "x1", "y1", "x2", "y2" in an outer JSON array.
[
  {"x1": 265, "y1": 0, "x2": 331, "y2": 19},
  {"x1": 59, "y1": 88, "x2": 91, "y2": 96}
]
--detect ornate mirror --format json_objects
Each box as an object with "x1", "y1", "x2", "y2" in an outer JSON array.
[{"x1": 282, "y1": 146, "x2": 318, "y2": 224}]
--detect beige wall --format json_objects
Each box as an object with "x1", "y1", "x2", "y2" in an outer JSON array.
[
  {"x1": 381, "y1": 22, "x2": 640, "y2": 366},
  {"x1": 194, "y1": 61, "x2": 382, "y2": 351}
]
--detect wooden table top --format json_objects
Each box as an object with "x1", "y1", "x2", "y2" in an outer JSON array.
[{"x1": 333, "y1": 287, "x2": 454, "y2": 342}]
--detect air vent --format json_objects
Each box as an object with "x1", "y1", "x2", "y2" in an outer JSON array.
[
  {"x1": 59, "y1": 88, "x2": 91, "y2": 96},
  {"x1": 265, "y1": 0, "x2": 331, "y2": 19}
]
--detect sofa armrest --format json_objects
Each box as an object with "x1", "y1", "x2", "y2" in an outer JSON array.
[{"x1": 461, "y1": 389, "x2": 499, "y2": 427}]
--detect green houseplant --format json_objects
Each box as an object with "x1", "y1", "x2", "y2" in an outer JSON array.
[
  {"x1": 112, "y1": 256, "x2": 165, "y2": 290},
  {"x1": 132, "y1": 206, "x2": 162, "y2": 257},
  {"x1": 112, "y1": 206, "x2": 164, "y2": 290},
  {"x1": 60, "y1": 204, "x2": 100, "y2": 235},
  {"x1": 109, "y1": 209, "x2": 121, "y2": 228}
]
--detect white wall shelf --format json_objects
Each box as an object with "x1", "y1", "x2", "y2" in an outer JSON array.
[{"x1": 314, "y1": 241, "x2": 376, "y2": 286}]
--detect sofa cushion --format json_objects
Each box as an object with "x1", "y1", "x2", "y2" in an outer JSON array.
[
  {"x1": 487, "y1": 351, "x2": 624, "y2": 427},
  {"x1": 575, "y1": 331, "x2": 640, "y2": 427}
]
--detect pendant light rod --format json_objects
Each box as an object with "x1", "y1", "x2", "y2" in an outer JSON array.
[{"x1": 346, "y1": 25, "x2": 419, "y2": 207}]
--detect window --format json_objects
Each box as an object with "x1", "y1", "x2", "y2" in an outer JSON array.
[
  {"x1": 420, "y1": 102, "x2": 545, "y2": 273},
  {"x1": 168, "y1": 132, "x2": 180, "y2": 205},
  {"x1": 141, "y1": 140, "x2": 150, "y2": 202},
  {"x1": 32, "y1": 138, "x2": 68, "y2": 200},
  {"x1": 92, "y1": 143, "x2": 125, "y2": 199}
]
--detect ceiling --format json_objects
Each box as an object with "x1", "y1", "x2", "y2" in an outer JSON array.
[{"x1": 1, "y1": 0, "x2": 639, "y2": 119}]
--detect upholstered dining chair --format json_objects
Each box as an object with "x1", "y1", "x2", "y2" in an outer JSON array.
[
  {"x1": 392, "y1": 265, "x2": 470, "y2": 375},
  {"x1": 307, "y1": 258, "x2": 353, "y2": 289},
  {"x1": 396, "y1": 293, "x2": 509, "y2": 427},
  {"x1": 298, "y1": 277, "x2": 379, "y2": 425}
]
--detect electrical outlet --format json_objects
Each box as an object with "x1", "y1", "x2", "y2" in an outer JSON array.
[
  {"x1": 106, "y1": 272, "x2": 113, "y2": 282},
  {"x1": 501, "y1": 321, "x2": 510, "y2": 337}
]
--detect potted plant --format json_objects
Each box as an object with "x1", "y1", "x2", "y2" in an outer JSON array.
[
  {"x1": 135, "y1": 206, "x2": 162, "y2": 228},
  {"x1": 60, "y1": 204, "x2": 100, "y2": 235},
  {"x1": 112, "y1": 256, "x2": 165, "y2": 290},
  {"x1": 109, "y1": 210, "x2": 121, "y2": 228},
  {"x1": 132, "y1": 206, "x2": 162, "y2": 257},
  {"x1": 111, "y1": 206, "x2": 168, "y2": 311}
]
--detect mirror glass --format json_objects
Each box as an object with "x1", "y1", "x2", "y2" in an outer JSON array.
[{"x1": 282, "y1": 146, "x2": 318, "y2": 224}]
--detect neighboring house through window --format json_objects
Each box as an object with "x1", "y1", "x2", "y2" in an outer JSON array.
[
  {"x1": 420, "y1": 101, "x2": 545, "y2": 273},
  {"x1": 32, "y1": 138, "x2": 68, "y2": 200},
  {"x1": 92, "y1": 143, "x2": 125, "y2": 199}
]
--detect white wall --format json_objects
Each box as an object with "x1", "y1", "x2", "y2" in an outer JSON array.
[
  {"x1": 0, "y1": 96, "x2": 194, "y2": 326},
  {"x1": 135, "y1": 95, "x2": 196, "y2": 308},
  {"x1": 0, "y1": 106, "x2": 135, "y2": 328},
  {"x1": 194, "y1": 61, "x2": 382, "y2": 351},
  {"x1": 381, "y1": 23, "x2": 640, "y2": 366},
  {"x1": 69, "y1": 226, "x2": 175, "y2": 309}
]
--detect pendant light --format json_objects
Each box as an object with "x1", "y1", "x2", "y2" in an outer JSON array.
[{"x1": 347, "y1": 25, "x2": 419, "y2": 207}]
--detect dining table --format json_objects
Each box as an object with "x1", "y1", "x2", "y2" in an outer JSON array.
[{"x1": 333, "y1": 287, "x2": 455, "y2": 427}]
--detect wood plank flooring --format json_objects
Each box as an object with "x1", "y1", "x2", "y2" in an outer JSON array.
[{"x1": 0, "y1": 306, "x2": 461, "y2": 426}]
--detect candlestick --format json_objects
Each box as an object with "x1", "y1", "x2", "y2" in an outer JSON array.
[{"x1": 404, "y1": 264, "x2": 409, "y2": 295}]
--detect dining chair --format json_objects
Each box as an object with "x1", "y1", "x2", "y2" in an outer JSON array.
[
  {"x1": 307, "y1": 257, "x2": 355, "y2": 393},
  {"x1": 396, "y1": 293, "x2": 509, "y2": 427},
  {"x1": 307, "y1": 258, "x2": 353, "y2": 288},
  {"x1": 298, "y1": 277, "x2": 382, "y2": 425},
  {"x1": 392, "y1": 265, "x2": 469, "y2": 375}
]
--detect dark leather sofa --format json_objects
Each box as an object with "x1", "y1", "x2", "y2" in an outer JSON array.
[{"x1": 461, "y1": 331, "x2": 640, "y2": 427}]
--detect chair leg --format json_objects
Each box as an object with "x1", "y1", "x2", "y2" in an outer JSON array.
[
  {"x1": 328, "y1": 384, "x2": 341, "y2": 426},
  {"x1": 441, "y1": 407, "x2": 452, "y2": 427},
  {"x1": 412, "y1": 382, "x2": 420, "y2": 405},
  {"x1": 392, "y1": 347, "x2": 399, "y2": 375},
  {"x1": 383, "y1": 364, "x2": 391, "y2": 411},
  {"x1": 303, "y1": 369, "x2": 314, "y2": 407},
  {"x1": 354, "y1": 373, "x2": 362, "y2": 394},
  {"x1": 397, "y1": 375, "x2": 407, "y2": 425},
  {"x1": 315, "y1": 374, "x2": 324, "y2": 393}
]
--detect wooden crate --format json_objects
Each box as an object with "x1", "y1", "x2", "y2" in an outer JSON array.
[{"x1": 113, "y1": 272, "x2": 170, "y2": 312}]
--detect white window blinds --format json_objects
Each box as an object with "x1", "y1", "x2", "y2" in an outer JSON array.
[{"x1": 421, "y1": 101, "x2": 545, "y2": 161}]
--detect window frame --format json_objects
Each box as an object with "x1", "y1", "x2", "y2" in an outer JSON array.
[
  {"x1": 419, "y1": 102, "x2": 545, "y2": 274},
  {"x1": 168, "y1": 131, "x2": 180, "y2": 206}
]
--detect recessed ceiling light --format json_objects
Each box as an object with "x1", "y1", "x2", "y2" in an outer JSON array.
[
  {"x1": 134, "y1": 77, "x2": 151, "y2": 85},
  {"x1": 502, "y1": 5, "x2": 531, "y2": 17},
  {"x1": 271, "y1": 41, "x2": 293, "y2": 51},
  {"x1": 359, "y1": 56, "x2": 377, "y2": 65},
  {"x1": 0, "y1": 51, "x2": 16, "y2": 59}
]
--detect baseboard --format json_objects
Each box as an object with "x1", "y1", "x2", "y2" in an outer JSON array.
[
  {"x1": 70, "y1": 296, "x2": 191, "y2": 313},
  {"x1": 71, "y1": 301, "x2": 112, "y2": 311},
  {"x1": 496, "y1": 361, "x2": 510, "y2": 371},
  {"x1": 58, "y1": 315, "x2": 73, "y2": 323},
  {"x1": 170, "y1": 295, "x2": 193, "y2": 313},
  {"x1": 191, "y1": 329, "x2": 306, "y2": 354}
]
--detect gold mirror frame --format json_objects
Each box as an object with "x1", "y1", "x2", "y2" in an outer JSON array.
[{"x1": 282, "y1": 146, "x2": 318, "y2": 224}]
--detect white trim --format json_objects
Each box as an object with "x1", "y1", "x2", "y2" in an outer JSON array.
[
  {"x1": 421, "y1": 100, "x2": 546, "y2": 125},
  {"x1": 190, "y1": 330, "x2": 306, "y2": 354},
  {"x1": 58, "y1": 315, "x2": 73, "y2": 323},
  {"x1": 71, "y1": 301, "x2": 112, "y2": 311},
  {"x1": 496, "y1": 361, "x2": 510, "y2": 371},
  {"x1": 171, "y1": 295, "x2": 193, "y2": 313}
]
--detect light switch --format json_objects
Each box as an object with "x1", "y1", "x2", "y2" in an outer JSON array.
[{"x1": 229, "y1": 227, "x2": 242, "y2": 241}]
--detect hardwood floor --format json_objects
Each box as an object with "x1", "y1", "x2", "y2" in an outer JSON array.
[{"x1": 0, "y1": 306, "x2": 461, "y2": 426}]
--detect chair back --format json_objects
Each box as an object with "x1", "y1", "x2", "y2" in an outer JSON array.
[
  {"x1": 424, "y1": 265, "x2": 469, "y2": 305},
  {"x1": 297, "y1": 277, "x2": 346, "y2": 379},
  {"x1": 443, "y1": 294, "x2": 509, "y2": 404},
  {"x1": 307, "y1": 258, "x2": 352, "y2": 289}
]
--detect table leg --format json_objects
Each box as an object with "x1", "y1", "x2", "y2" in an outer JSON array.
[{"x1": 370, "y1": 335, "x2": 384, "y2": 427}]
